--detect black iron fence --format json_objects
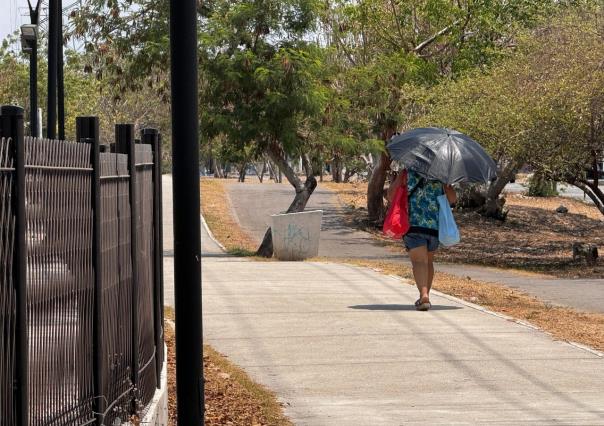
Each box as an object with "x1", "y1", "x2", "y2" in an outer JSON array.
[{"x1": 0, "y1": 106, "x2": 165, "y2": 426}]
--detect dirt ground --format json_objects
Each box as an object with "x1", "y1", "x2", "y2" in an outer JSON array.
[
  {"x1": 165, "y1": 312, "x2": 291, "y2": 426},
  {"x1": 323, "y1": 182, "x2": 604, "y2": 278}
]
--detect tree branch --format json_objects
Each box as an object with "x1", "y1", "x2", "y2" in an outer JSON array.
[
  {"x1": 267, "y1": 142, "x2": 304, "y2": 192},
  {"x1": 414, "y1": 20, "x2": 461, "y2": 54},
  {"x1": 568, "y1": 178, "x2": 604, "y2": 216}
]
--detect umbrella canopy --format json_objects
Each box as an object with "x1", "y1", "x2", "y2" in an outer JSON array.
[{"x1": 387, "y1": 127, "x2": 497, "y2": 185}]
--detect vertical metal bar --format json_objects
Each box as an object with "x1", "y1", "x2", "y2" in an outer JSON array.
[
  {"x1": 142, "y1": 128, "x2": 163, "y2": 389},
  {"x1": 29, "y1": 42, "x2": 38, "y2": 137},
  {"x1": 77, "y1": 117, "x2": 103, "y2": 423},
  {"x1": 57, "y1": 0, "x2": 65, "y2": 141},
  {"x1": 47, "y1": 0, "x2": 58, "y2": 139},
  {"x1": 27, "y1": 0, "x2": 40, "y2": 138},
  {"x1": 157, "y1": 134, "x2": 164, "y2": 337},
  {"x1": 115, "y1": 123, "x2": 139, "y2": 414},
  {"x1": 169, "y1": 0, "x2": 204, "y2": 423},
  {"x1": 0, "y1": 105, "x2": 28, "y2": 426}
]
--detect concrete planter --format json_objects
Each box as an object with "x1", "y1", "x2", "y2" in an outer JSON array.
[{"x1": 271, "y1": 210, "x2": 323, "y2": 261}]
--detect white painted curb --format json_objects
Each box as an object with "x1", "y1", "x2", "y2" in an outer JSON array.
[
  {"x1": 138, "y1": 345, "x2": 169, "y2": 425},
  {"x1": 382, "y1": 272, "x2": 604, "y2": 358},
  {"x1": 200, "y1": 213, "x2": 227, "y2": 252}
]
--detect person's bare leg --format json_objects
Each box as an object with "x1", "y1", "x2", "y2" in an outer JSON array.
[
  {"x1": 427, "y1": 251, "x2": 435, "y2": 295},
  {"x1": 409, "y1": 246, "x2": 430, "y2": 302}
]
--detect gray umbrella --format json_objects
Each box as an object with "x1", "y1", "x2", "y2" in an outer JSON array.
[{"x1": 387, "y1": 127, "x2": 497, "y2": 184}]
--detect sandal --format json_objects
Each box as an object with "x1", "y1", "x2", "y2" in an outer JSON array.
[{"x1": 415, "y1": 298, "x2": 431, "y2": 311}]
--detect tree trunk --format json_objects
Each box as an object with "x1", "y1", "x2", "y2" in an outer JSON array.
[
  {"x1": 481, "y1": 159, "x2": 522, "y2": 219},
  {"x1": 238, "y1": 164, "x2": 247, "y2": 182},
  {"x1": 256, "y1": 144, "x2": 318, "y2": 257},
  {"x1": 569, "y1": 178, "x2": 604, "y2": 216},
  {"x1": 367, "y1": 151, "x2": 391, "y2": 223},
  {"x1": 344, "y1": 168, "x2": 357, "y2": 183},
  {"x1": 332, "y1": 158, "x2": 342, "y2": 183},
  {"x1": 214, "y1": 160, "x2": 224, "y2": 178},
  {"x1": 254, "y1": 161, "x2": 266, "y2": 183}
]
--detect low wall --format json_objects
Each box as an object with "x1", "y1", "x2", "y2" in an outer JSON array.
[{"x1": 138, "y1": 345, "x2": 169, "y2": 425}]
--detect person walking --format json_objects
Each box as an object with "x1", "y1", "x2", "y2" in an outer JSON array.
[{"x1": 387, "y1": 169, "x2": 457, "y2": 311}]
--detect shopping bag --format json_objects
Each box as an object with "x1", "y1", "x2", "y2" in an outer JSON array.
[
  {"x1": 437, "y1": 194, "x2": 460, "y2": 246},
  {"x1": 383, "y1": 172, "x2": 410, "y2": 239}
]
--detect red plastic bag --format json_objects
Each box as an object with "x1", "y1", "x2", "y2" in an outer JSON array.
[{"x1": 383, "y1": 171, "x2": 410, "y2": 239}]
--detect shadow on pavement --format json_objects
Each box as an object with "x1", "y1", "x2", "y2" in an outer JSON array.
[{"x1": 349, "y1": 304, "x2": 463, "y2": 311}]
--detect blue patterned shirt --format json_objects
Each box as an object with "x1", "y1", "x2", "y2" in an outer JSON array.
[{"x1": 407, "y1": 170, "x2": 443, "y2": 231}]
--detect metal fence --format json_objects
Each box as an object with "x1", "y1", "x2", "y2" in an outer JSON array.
[{"x1": 0, "y1": 107, "x2": 165, "y2": 426}]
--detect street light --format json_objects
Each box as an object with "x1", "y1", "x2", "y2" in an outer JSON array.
[
  {"x1": 20, "y1": 24, "x2": 39, "y2": 137},
  {"x1": 20, "y1": 24, "x2": 38, "y2": 52}
]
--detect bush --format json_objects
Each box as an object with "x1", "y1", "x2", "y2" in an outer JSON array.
[{"x1": 527, "y1": 175, "x2": 558, "y2": 197}]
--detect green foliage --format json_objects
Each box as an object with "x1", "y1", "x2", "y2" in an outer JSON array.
[
  {"x1": 321, "y1": 0, "x2": 557, "y2": 139},
  {"x1": 199, "y1": 0, "x2": 325, "y2": 161},
  {"x1": 0, "y1": 44, "x2": 100, "y2": 139},
  {"x1": 527, "y1": 175, "x2": 558, "y2": 197},
  {"x1": 72, "y1": 0, "x2": 170, "y2": 94},
  {"x1": 416, "y1": 8, "x2": 604, "y2": 187}
]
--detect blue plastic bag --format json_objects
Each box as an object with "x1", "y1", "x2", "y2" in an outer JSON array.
[{"x1": 438, "y1": 194, "x2": 460, "y2": 246}]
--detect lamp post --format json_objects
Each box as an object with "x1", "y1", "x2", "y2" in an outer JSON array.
[
  {"x1": 170, "y1": 0, "x2": 204, "y2": 423},
  {"x1": 47, "y1": 0, "x2": 58, "y2": 139},
  {"x1": 57, "y1": 0, "x2": 65, "y2": 140},
  {"x1": 20, "y1": 23, "x2": 38, "y2": 137}
]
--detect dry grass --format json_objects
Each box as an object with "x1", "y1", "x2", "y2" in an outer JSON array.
[
  {"x1": 331, "y1": 258, "x2": 604, "y2": 353},
  {"x1": 165, "y1": 308, "x2": 292, "y2": 425},
  {"x1": 323, "y1": 181, "x2": 604, "y2": 278},
  {"x1": 200, "y1": 178, "x2": 258, "y2": 255}
]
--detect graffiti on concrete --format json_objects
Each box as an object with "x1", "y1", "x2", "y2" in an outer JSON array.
[{"x1": 275, "y1": 223, "x2": 311, "y2": 258}]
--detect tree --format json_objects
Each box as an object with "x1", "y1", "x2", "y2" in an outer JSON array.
[
  {"x1": 0, "y1": 39, "x2": 102, "y2": 139},
  {"x1": 415, "y1": 7, "x2": 604, "y2": 217},
  {"x1": 199, "y1": 0, "x2": 327, "y2": 256},
  {"x1": 321, "y1": 0, "x2": 558, "y2": 223}
]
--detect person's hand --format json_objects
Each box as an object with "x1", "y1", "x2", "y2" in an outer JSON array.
[
  {"x1": 387, "y1": 172, "x2": 406, "y2": 203},
  {"x1": 444, "y1": 184, "x2": 457, "y2": 206}
]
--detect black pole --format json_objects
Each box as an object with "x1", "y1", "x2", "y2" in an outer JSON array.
[
  {"x1": 28, "y1": 1, "x2": 39, "y2": 138},
  {"x1": 29, "y1": 42, "x2": 38, "y2": 137},
  {"x1": 1, "y1": 106, "x2": 28, "y2": 426},
  {"x1": 116, "y1": 123, "x2": 141, "y2": 414},
  {"x1": 142, "y1": 128, "x2": 164, "y2": 389},
  {"x1": 47, "y1": 0, "x2": 58, "y2": 139},
  {"x1": 76, "y1": 117, "x2": 103, "y2": 423},
  {"x1": 169, "y1": 0, "x2": 204, "y2": 423},
  {"x1": 57, "y1": 0, "x2": 65, "y2": 140}
]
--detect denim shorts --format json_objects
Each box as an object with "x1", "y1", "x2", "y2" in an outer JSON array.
[{"x1": 403, "y1": 232, "x2": 440, "y2": 252}]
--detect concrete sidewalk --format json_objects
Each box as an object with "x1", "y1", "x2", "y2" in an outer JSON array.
[
  {"x1": 226, "y1": 181, "x2": 604, "y2": 314},
  {"x1": 162, "y1": 176, "x2": 604, "y2": 424},
  {"x1": 202, "y1": 260, "x2": 604, "y2": 425},
  {"x1": 162, "y1": 175, "x2": 228, "y2": 307}
]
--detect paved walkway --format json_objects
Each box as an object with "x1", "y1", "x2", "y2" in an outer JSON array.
[
  {"x1": 162, "y1": 176, "x2": 604, "y2": 424},
  {"x1": 203, "y1": 261, "x2": 604, "y2": 425},
  {"x1": 162, "y1": 175, "x2": 228, "y2": 307},
  {"x1": 226, "y1": 181, "x2": 604, "y2": 313}
]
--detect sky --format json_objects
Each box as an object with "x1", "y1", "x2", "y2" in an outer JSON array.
[{"x1": 1, "y1": 0, "x2": 34, "y2": 43}]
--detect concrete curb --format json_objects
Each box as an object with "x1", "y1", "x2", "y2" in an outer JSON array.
[
  {"x1": 200, "y1": 213, "x2": 227, "y2": 253},
  {"x1": 137, "y1": 344, "x2": 169, "y2": 425},
  {"x1": 322, "y1": 260, "x2": 604, "y2": 359},
  {"x1": 379, "y1": 271, "x2": 604, "y2": 359}
]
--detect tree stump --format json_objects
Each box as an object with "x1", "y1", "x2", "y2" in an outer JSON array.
[{"x1": 572, "y1": 243, "x2": 599, "y2": 266}]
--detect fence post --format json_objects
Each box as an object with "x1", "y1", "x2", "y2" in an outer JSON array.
[
  {"x1": 141, "y1": 128, "x2": 163, "y2": 388},
  {"x1": 0, "y1": 105, "x2": 28, "y2": 426},
  {"x1": 76, "y1": 117, "x2": 104, "y2": 424},
  {"x1": 115, "y1": 123, "x2": 140, "y2": 413}
]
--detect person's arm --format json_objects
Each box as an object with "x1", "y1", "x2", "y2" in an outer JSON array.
[
  {"x1": 444, "y1": 184, "x2": 457, "y2": 206},
  {"x1": 386, "y1": 172, "x2": 405, "y2": 203}
]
